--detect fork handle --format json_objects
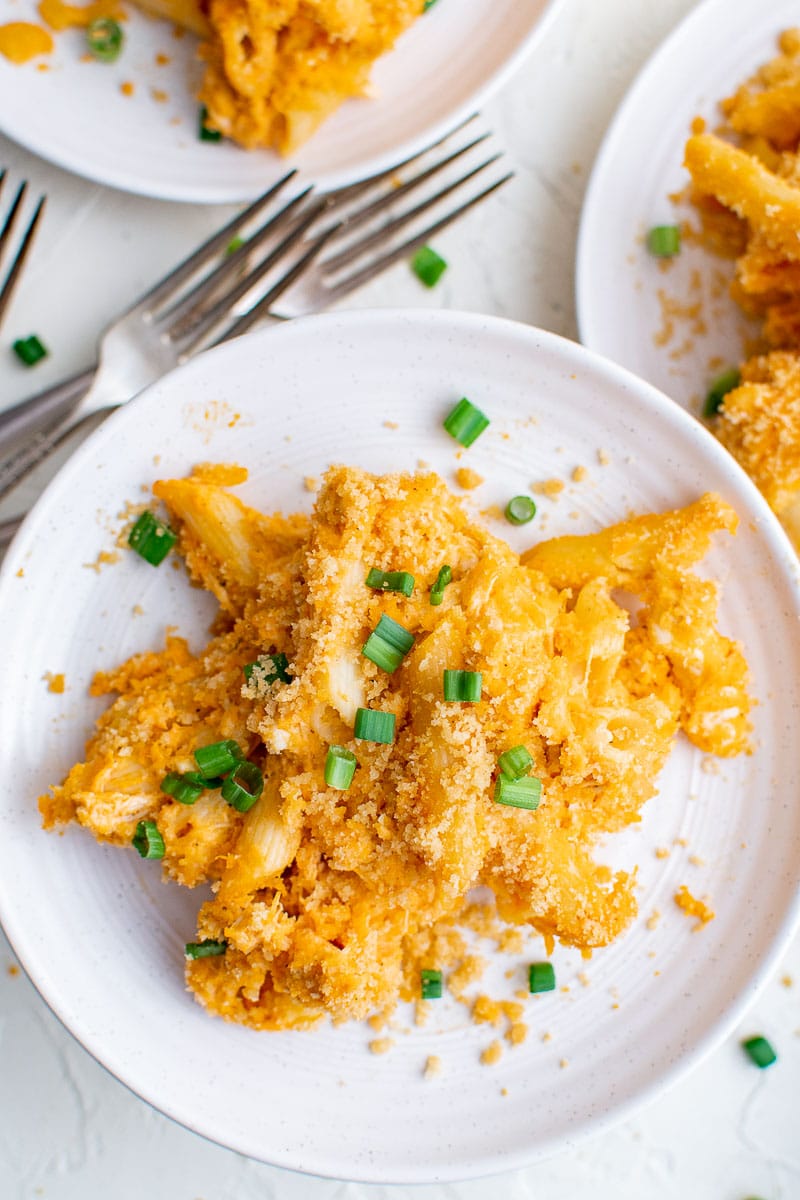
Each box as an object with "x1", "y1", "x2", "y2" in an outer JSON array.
[{"x1": 0, "y1": 365, "x2": 96, "y2": 456}]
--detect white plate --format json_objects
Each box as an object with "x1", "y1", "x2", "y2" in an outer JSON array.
[
  {"x1": 576, "y1": 0, "x2": 794, "y2": 409},
  {"x1": 0, "y1": 0, "x2": 557, "y2": 203},
  {"x1": 0, "y1": 311, "x2": 799, "y2": 1183}
]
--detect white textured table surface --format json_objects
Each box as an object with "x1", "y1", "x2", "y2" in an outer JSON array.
[{"x1": 1, "y1": 1, "x2": 799, "y2": 1197}]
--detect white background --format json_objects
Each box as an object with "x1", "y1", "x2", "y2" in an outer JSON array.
[{"x1": 0, "y1": 0, "x2": 798, "y2": 1196}]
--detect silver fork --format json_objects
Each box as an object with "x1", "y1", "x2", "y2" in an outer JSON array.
[
  {"x1": 0, "y1": 120, "x2": 511, "y2": 531},
  {"x1": 0, "y1": 171, "x2": 46, "y2": 332}
]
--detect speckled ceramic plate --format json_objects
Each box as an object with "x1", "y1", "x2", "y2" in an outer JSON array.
[
  {"x1": 0, "y1": 311, "x2": 798, "y2": 1182},
  {"x1": 0, "y1": 0, "x2": 558, "y2": 203},
  {"x1": 576, "y1": 0, "x2": 796, "y2": 410}
]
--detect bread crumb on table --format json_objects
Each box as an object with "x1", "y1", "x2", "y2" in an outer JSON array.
[
  {"x1": 480, "y1": 1040, "x2": 503, "y2": 1066},
  {"x1": 674, "y1": 885, "x2": 715, "y2": 929},
  {"x1": 369, "y1": 1037, "x2": 394, "y2": 1056},
  {"x1": 423, "y1": 1054, "x2": 442, "y2": 1080},
  {"x1": 43, "y1": 672, "x2": 65, "y2": 694},
  {"x1": 455, "y1": 467, "x2": 484, "y2": 491}
]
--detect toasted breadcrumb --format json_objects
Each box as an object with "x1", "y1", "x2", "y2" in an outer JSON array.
[
  {"x1": 480, "y1": 1040, "x2": 503, "y2": 1066},
  {"x1": 531, "y1": 479, "x2": 565, "y2": 498},
  {"x1": 44, "y1": 672, "x2": 65, "y2": 694},
  {"x1": 423, "y1": 1054, "x2": 442, "y2": 1080},
  {"x1": 571, "y1": 465, "x2": 588, "y2": 483},
  {"x1": 455, "y1": 467, "x2": 484, "y2": 491},
  {"x1": 674, "y1": 885, "x2": 715, "y2": 929},
  {"x1": 369, "y1": 1037, "x2": 394, "y2": 1055}
]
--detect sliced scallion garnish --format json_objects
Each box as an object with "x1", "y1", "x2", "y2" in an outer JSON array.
[
  {"x1": 160, "y1": 771, "x2": 205, "y2": 805},
  {"x1": 131, "y1": 819, "x2": 165, "y2": 860},
  {"x1": 243, "y1": 652, "x2": 292, "y2": 685},
  {"x1": 198, "y1": 104, "x2": 222, "y2": 141},
  {"x1": 185, "y1": 939, "x2": 228, "y2": 959},
  {"x1": 420, "y1": 968, "x2": 443, "y2": 999},
  {"x1": 324, "y1": 745, "x2": 357, "y2": 791},
  {"x1": 505, "y1": 495, "x2": 536, "y2": 525},
  {"x1": 741, "y1": 1035, "x2": 777, "y2": 1068},
  {"x1": 494, "y1": 774, "x2": 541, "y2": 810},
  {"x1": 221, "y1": 760, "x2": 263, "y2": 812},
  {"x1": 703, "y1": 367, "x2": 741, "y2": 417},
  {"x1": 498, "y1": 745, "x2": 534, "y2": 780},
  {"x1": 528, "y1": 962, "x2": 556, "y2": 993},
  {"x1": 443, "y1": 669, "x2": 482, "y2": 703},
  {"x1": 86, "y1": 17, "x2": 124, "y2": 63},
  {"x1": 646, "y1": 224, "x2": 681, "y2": 258},
  {"x1": 443, "y1": 397, "x2": 489, "y2": 448},
  {"x1": 194, "y1": 739, "x2": 243, "y2": 779},
  {"x1": 361, "y1": 614, "x2": 415, "y2": 674},
  {"x1": 429, "y1": 564, "x2": 452, "y2": 606},
  {"x1": 411, "y1": 245, "x2": 447, "y2": 288},
  {"x1": 12, "y1": 335, "x2": 47, "y2": 367},
  {"x1": 128, "y1": 510, "x2": 177, "y2": 566},
  {"x1": 354, "y1": 707, "x2": 396, "y2": 744},
  {"x1": 365, "y1": 568, "x2": 415, "y2": 597}
]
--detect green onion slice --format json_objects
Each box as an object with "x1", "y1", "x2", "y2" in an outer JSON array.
[
  {"x1": 324, "y1": 745, "x2": 357, "y2": 791},
  {"x1": 423, "y1": 0, "x2": 439, "y2": 10},
  {"x1": 505, "y1": 495, "x2": 536, "y2": 525},
  {"x1": 411, "y1": 244, "x2": 447, "y2": 288},
  {"x1": 494, "y1": 774, "x2": 542, "y2": 810},
  {"x1": 443, "y1": 397, "x2": 490, "y2": 448},
  {"x1": 429, "y1": 564, "x2": 452, "y2": 606},
  {"x1": 221, "y1": 760, "x2": 263, "y2": 812},
  {"x1": 185, "y1": 939, "x2": 228, "y2": 959},
  {"x1": 365, "y1": 568, "x2": 415, "y2": 597},
  {"x1": 128, "y1": 510, "x2": 177, "y2": 566},
  {"x1": 131, "y1": 819, "x2": 165, "y2": 860},
  {"x1": 528, "y1": 962, "x2": 556, "y2": 993},
  {"x1": 443, "y1": 669, "x2": 482, "y2": 703},
  {"x1": 226, "y1": 235, "x2": 244, "y2": 256},
  {"x1": 703, "y1": 367, "x2": 741, "y2": 417},
  {"x1": 361, "y1": 614, "x2": 415, "y2": 674},
  {"x1": 741, "y1": 1035, "x2": 777, "y2": 1069},
  {"x1": 420, "y1": 968, "x2": 443, "y2": 999},
  {"x1": 646, "y1": 224, "x2": 681, "y2": 258},
  {"x1": 243, "y1": 652, "x2": 292, "y2": 686},
  {"x1": 354, "y1": 707, "x2": 396, "y2": 744},
  {"x1": 86, "y1": 17, "x2": 124, "y2": 62},
  {"x1": 12, "y1": 335, "x2": 48, "y2": 367},
  {"x1": 194, "y1": 738, "x2": 243, "y2": 778},
  {"x1": 160, "y1": 771, "x2": 206, "y2": 805},
  {"x1": 198, "y1": 104, "x2": 222, "y2": 141},
  {"x1": 498, "y1": 744, "x2": 534, "y2": 779}
]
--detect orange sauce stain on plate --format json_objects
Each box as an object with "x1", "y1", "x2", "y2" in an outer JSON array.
[
  {"x1": 38, "y1": 0, "x2": 125, "y2": 32},
  {"x1": 0, "y1": 22, "x2": 53, "y2": 63}
]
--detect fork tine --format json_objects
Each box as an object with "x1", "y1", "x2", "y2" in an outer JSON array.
[
  {"x1": 311, "y1": 132, "x2": 493, "y2": 243},
  {"x1": 215, "y1": 223, "x2": 342, "y2": 344},
  {"x1": 320, "y1": 154, "x2": 503, "y2": 276},
  {"x1": 323, "y1": 172, "x2": 514, "y2": 305},
  {"x1": 159, "y1": 186, "x2": 316, "y2": 333},
  {"x1": 173, "y1": 197, "x2": 330, "y2": 356},
  {"x1": 0, "y1": 181, "x2": 27, "y2": 261},
  {"x1": 0, "y1": 195, "x2": 45, "y2": 331},
  {"x1": 138, "y1": 169, "x2": 298, "y2": 314}
]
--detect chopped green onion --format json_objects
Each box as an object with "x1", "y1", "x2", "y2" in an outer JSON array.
[
  {"x1": 423, "y1": 0, "x2": 439, "y2": 10},
  {"x1": 443, "y1": 668, "x2": 482, "y2": 703},
  {"x1": 646, "y1": 224, "x2": 681, "y2": 258},
  {"x1": 185, "y1": 939, "x2": 227, "y2": 959},
  {"x1": 160, "y1": 771, "x2": 205, "y2": 805},
  {"x1": 221, "y1": 760, "x2": 263, "y2": 812},
  {"x1": 12, "y1": 335, "x2": 48, "y2": 367},
  {"x1": 498, "y1": 744, "x2": 534, "y2": 779},
  {"x1": 194, "y1": 739, "x2": 243, "y2": 779},
  {"x1": 411, "y1": 245, "x2": 447, "y2": 288},
  {"x1": 362, "y1": 614, "x2": 415, "y2": 674},
  {"x1": 443, "y1": 397, "x2": 490, "y2": 448},
  {"x1": 324, "y1": 745, "x2": 357, "y2": 791},
  {"x1": 354, "y1": 707, "x2": 396, "y2": 744},
  {"x1": 741, "y1": 1035, "x2": 777, "y2": 1069},
  {"x1": 494, "y1": 774, "x2": 542, "y2": 810},
  {"x1": 429, "y1": 564, "x2": 452, "y2": 606},
  {"x1": 199, "y1": 104, "x2": 222, "y2": 142},
  {"x1": 243, "y1": 652, "x2": 292, "y2": 686},
  {"x1": 226, "y1": 235, "x2": 244, "y2": 256},
  {"x1": 131, "y1": 819, "x2": 165, "y2": 860},
  {"x1": 505, "y1": 495, "x2": 536, "y2": 525},
  {"x1": 420, "y1": 968, "x2": 443, "y2": 999},
  {"x1": 86, "y1": 17, "x2": 124, "y2": 62},
  {"x1": 128, "y1": 510, "x2": 177, "y2": 566},
  {"x1": 365, "y1": 568, "x2": 415, "y2": 597},
  {"x1": 703, "y1": 367, "x2": 741, "y2": 417},
  {"x1": 528, "y1": 962, "x2": 556, "y2": 993}
]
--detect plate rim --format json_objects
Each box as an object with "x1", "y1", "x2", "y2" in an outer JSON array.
[
  {"x1": 1, "y1": 309, "x2": 800, "y2": 1181},
  {"x1": 0, "y1": 0, "x2": 562, "y2": 204}
]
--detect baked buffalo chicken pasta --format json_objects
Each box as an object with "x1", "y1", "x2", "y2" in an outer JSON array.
[{"x1": 41, "y1": 465, "x2": 752, "y2": 1030}]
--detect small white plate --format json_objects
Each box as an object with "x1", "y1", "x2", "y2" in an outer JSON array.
[
  {"x1": 0, "y1": 0, "x2": 557, "y2": 203},
  {"x1": 0, "y1": 311, "x2": 799, "y2": 1182},
  {"x1": 576, "y1": 0, "x2": 794, "y2": 409}
]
